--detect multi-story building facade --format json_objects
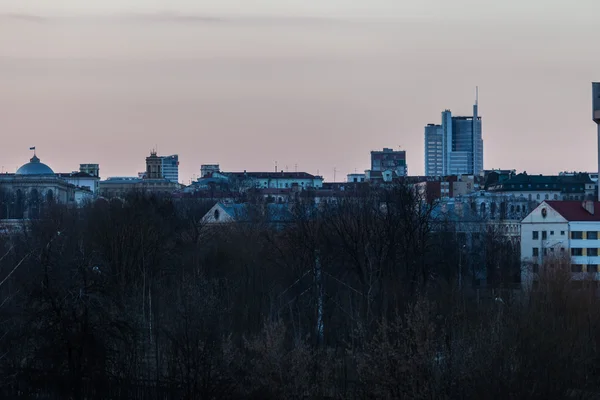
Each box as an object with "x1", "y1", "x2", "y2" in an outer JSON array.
[
  {"x1": 79, "y1": 164, "x2": 99, "y2": 178},
  {"x1": 424, "y1": 124, "x2": 443, "y2": 176},
  {"x1": 521, "y1": 200, "x2": 600, "y2": 289},
  {"x1": 145, "y1": 151, "x2": 162, "y2": 179},
  {"x1": 161, "y1": 154, "x2": 179, "y2": 183},
  {"x1": 347, "y1": 173, "x2": 366, "y2": 183},
  {"x1": 424, "y1": 98, "x2": 483, "y2": 176},
  {"x1": 224, "y1": 171, "x2": 324, "y2": 190},
  {"x1": 144, "y1": 152, "x2": 179, "y2": 182},
  {"x1": 201, "y1": 164, "x2": 221, "y2": 178},
  {"x1": 487, "y1": 172, "x2": 595, "y2": 203},
  {"x1": 370, "y1": 148, "x2": 407, "y2": 176}
]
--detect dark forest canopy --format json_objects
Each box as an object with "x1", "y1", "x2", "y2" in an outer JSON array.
[{"x1": 0, "y1": 187, "x2": 598, "y2": 399}]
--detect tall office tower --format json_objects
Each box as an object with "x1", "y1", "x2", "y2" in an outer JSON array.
[
  {"x1": 424, "y1": 124, "x2": 443, "y2": 176},
  {"x1": 160, "y1": 154, "x2": 179, "y2": 183},
  {"x1": 593, "y1": 82, "x2": 600, "y2": 200},
  {"x1": 424, "y1": 90, "x2": 483, "y2": 176}
]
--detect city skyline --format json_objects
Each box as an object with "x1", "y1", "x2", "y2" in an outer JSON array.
[{"x1": 1, "y1": 2, "x2": 600, "y2": 182}]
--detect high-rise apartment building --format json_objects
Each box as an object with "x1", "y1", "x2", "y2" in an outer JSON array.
[
  {"x1": 424, "y1": 124, "x2": 443, "y2": 176},
  {"x1": 424, "y1": 94, "x2": 483, "y2": 176}
]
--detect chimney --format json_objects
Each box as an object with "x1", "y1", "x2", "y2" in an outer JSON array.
[{"x1": 583, "y1": 200, "x2": 595, "y2": 215}]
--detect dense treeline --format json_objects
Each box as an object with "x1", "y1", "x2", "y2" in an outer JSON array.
[{"x1": 0, "y1": 186, "x2": 599, "y2": 399}]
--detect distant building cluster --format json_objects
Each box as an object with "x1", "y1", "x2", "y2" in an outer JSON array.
[
  {"x1": 3, "y1": 84, "x2": 600, "y2": 291},
  {"x1": 424, "y1": 97, "x2": 483, "y2": 176}
]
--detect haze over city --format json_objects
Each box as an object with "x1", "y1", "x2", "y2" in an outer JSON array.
[{"x1": 1, "y1": 0, "x2": 600, "y2": 182}]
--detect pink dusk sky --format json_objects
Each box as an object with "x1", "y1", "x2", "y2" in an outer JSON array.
[{"x1": 1, "y1": 0, "x2": 600, "y2": 183}]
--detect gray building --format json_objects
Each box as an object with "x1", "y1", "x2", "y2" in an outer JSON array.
[
  {"x1": 370, "y1": 148, "x2": 407, "y2": 176},
  {"x1": 424, "y1": 124, "x2": 443, "y2": 176},
  {"x1": 593, "y1": 82, "x2": 600, "y2": 200},
  {"x1": 425, "y1": 94, "x2": 483, "y2": 176}
]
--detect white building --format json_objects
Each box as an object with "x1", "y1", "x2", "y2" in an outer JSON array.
[
  {"x1": 347, "y1": 173, "x2": 366, "y2": 183},
  {"x1": 57, "y1": 172, "x2": 100, "y2": 194},
  {"x1": 521, "y1": 200, "x2": 600, "y2": 289},
  {"x1": 225, "y1": 171, "x2": 324, "y2": 190}
]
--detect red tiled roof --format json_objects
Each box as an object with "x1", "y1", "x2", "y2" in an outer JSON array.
[{"x1": 545, "y1": 201, "x2": 600, "y2": 221}]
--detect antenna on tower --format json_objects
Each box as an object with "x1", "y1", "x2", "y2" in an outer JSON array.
[
  {"x1": 274, "y1": 161, "x2": 278, "y2": 172},
  {"x1": 476, "y1": 86, "x2": 479, "y2": 106},
  {"x1": 334, "y1": 167, "x2": 337, "y2": 182}
]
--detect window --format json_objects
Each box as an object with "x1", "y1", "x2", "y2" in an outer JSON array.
[
  {"x1": 560, "y1": 231, "x2": 565, "y2": 236},
  {"x1": 532, "y1": 248, "x2": 539, "y2": 257},
  {"x1": 532, "y1": 264, "x2": 539, "y2": 273},
  {"x1": 572, "y1": 264, "x2": 583, "y2": 272},
  {"x1": 533, "y1": 231, "x2": 539, "y2": 240},
  {"x1": 560, "y1": 247, "x2": 565, "y2": 253},
  {"x1": 542, "y1": 231, "x2": 547, "y2": 240},
  {"x1": 554, "y1": 194, "x2": 558, "y2": 200},
  {"x1": 543, "y1": 248, "x2": 548, "y2": 256},
  {"x1": 572, "y1": 231, "x2": 583, "y2": 239},
  {"x1": 588, "y1": 265, "x2": 598, "y2": 273},
  {"x1": 588, "y1": 231, "x2": 598, "y2": 240},
  {"x1": 545, "y1": 194, "x2": 549, "y2": 200},
  {"x1": 588, "y1": 248, "x2": 599, "y2": 257},
  {"x1": 550, "y1": 231, "x2": 554, "y2": 236},
  {"x1": 537, "y1": 194, "x2": 540, "y2": 200},
  {"x1": 571, "y1": 248, "x2": 583, "y2": 256}
]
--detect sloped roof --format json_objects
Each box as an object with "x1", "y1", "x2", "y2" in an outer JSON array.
[
  {"x1": 226, "y1": 172, "x2": 319, "y2": 180},
  {"x1": 545, "y1": 201, "x2": 600, "y2": 222},
  {"x1": 217, "y1": 203, "x2": 294, "y2": 223}
]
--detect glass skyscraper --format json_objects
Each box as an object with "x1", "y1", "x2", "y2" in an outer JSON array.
[{"x1": 424, "y1": 100, "x2": 483, "y2": 176}]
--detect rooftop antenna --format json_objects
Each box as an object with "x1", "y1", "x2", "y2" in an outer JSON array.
[
  {"x1": 286, "y1": 165, "x2": 289, "y2": 172},
  {"x1": 274, "y1": 161, "x2": 278, "y2": 172},
  {"x1": 334, "y1": 167, "x2": 337, "y2": 182},
  {"x1": 295, "y1": 163, "x2": 298, "y2": 173},
  {"x1": 476, "y1": 86, "x2": 479, "y2": 106}
]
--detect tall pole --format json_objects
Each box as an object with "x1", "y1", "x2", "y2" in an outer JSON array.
[{"x1": 593, "y1": 82, "x2": 600, "y2": 201}]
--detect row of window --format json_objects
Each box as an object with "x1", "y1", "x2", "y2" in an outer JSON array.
[
  {"x1": 532, "y1": 231, "x2": 600, "y2": 240},
  {"x1": 532, "y1": 264, "x2": 599, "y2": 273},
  {"x1": 532, "y1": 247, "x2": 565, "y2": 256},
  {"x1": 571, "y1": 231, "x2": 599, "y2": 239},
  {"x1": 532, "y1": 247, "x2": 600, "y2": 257},
  {"x1": 532, "y1": 230, "x2": 565, "y2": 240}
]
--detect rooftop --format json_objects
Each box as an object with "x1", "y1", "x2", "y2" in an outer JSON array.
[
  {"x1": 16, "y1": 155, "x2": 54, "y2": 176},
  {"x1": 545, "y1": 201, "x2": 600, "y2": 222},
  {"x1": 226, "y1": 171, "x2": 321, "y2": 180}
]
